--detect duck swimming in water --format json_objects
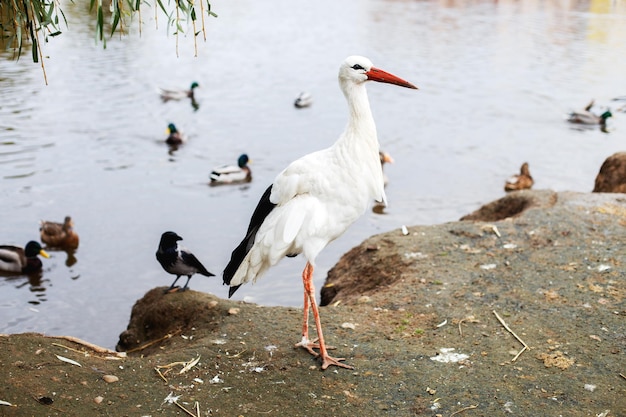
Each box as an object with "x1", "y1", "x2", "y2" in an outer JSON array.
[
  {"x1": 567, "y1": 100, "x2": 612, "y2": 126},
  {"x1": 165, "y1": 123, "x2": 187, "y2": 147},
  {"x1": 294, "y1": 92, "x2": 313, "y2": 108},
  {"x1": 0, "y1": 241, "x2": 50, "y2": 274},
  {"x1": 40, "y1": 216, "x2": 80, "y2": 250},
  {"x1": 159, "y1": 82, "x2": 199, "y2": 102},
  {"x1": 209, "y1": 154, "x2": 252, "y2": 185}
]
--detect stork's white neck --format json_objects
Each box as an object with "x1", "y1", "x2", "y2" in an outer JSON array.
[
  {"x1": 339, "y1": 81, "x2": 378, "y2": 149},
  {"x1": 334, "y1": 79, "x2": 386, "y2": 204}
]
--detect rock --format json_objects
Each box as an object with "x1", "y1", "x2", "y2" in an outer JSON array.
[
  {"x1": 102, "y1": 375, "x2": 118, "y2": 383},
  {"x1": 593, "y1": 151, "x2": 626, "y2": 193},
  {"x1": 459, "y1": 189, "x2": 556, "y2": 221},
  {"x1": 320, "y1": 237, "x2": 404, "y2": 306},
  {"x1": 320, "y1": 190, "x2": 621, "y2": 307},
  {"x1": 115, "y1": 288, "x2": 228, "y2": 353}
]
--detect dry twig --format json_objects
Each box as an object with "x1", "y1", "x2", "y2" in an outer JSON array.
[
  {"x1": 174, "y1": 400, "x2": 198, "y2": 417},
  {"x1": 155, "y1": 367, "x2": 168, "y2": 383},
  {"x1": 155, "y1": 355, "x2": 201, "y2": 383},
  {"x1": 457, "y1": 316, "x2": 479, "y2": 337},
  {"x1": 46, "y1": 335, "x2": 122, "y2": 355},
  {"x1": 450, "y1": 404, "x2": 478, "y2": 416},
  {"x1": 52, "y1": 343, "x2": 85, "y2": 355},
  {"x1": 230, "y1": 349, "x2": 247, "y2": 358},
  {"x1": 493, "y1": 310, "x2": 530, "y2": 361},
  {"x1": 125, "y1": 329, "x2": 182, "y2": 353}
]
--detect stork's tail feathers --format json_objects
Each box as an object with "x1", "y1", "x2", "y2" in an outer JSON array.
[
  {"x1": 223, "y1": 236, "x2": 253, "y2": 288},
  {"x1": 228, "y1": 285, "x2": 241, "y2": 298},
  {"x1": 223, "y1": 185, "x2": 276, "y2": 297}
]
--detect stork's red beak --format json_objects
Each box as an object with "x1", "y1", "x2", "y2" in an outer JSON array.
[{"x1": 366, "y1": 67, "x2": 418, "y2": 89}]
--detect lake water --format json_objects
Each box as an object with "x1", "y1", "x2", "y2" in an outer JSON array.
[{"x1": 1, "y1": 0, "x2": 625, "y2": 349}]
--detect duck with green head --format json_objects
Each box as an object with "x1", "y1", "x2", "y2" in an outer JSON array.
[
  {"x1": 0, "y1": 241, "x2": 50, "y2": 274},
  {"x1": 209, "y1": 154, "x2": 252, "y2": 185},
  {"x1": 568, "y1": 100, "x2": 612, "y2": 126},
  {"x1": 165, "y1": 123, "x2": 187, "y2": 147},
  {"x1": 159, "y1": 81, "x2": 199, "y2": 102}
]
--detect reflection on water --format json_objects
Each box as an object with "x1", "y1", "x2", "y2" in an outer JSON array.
[
  {"x1": 2, "y1": 272, "x2": 49, "y2": 305},
  {"x1": 65, "y1": 250, "x2": 79, "y2": 267},
  {"x1": 0, "y1": 0, "x2": 625, "y2": 349}
]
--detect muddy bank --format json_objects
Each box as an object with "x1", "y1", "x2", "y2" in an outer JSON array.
[{"x1": 2, "y1": 190, "x2": 625, "y2": 416}]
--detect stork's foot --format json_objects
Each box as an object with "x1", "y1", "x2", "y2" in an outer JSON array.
[
  {"x1": 320, "y1": 354, "x2": 354, "y2": 370},
  {"x1": 294, "y1": 338, "x2": 320, "y2": 356},
  {"x1": 294, "y1": 338, "x2": 337, "y2": 357}
]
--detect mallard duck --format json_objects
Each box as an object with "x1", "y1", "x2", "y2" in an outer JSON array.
[
  {"x1": 504, "y1": 162, "x2": 534, "y2": 192},
  {"x1": 156, "y1": 231, "x2": 215, "y2": 292},
  {"x1": 40, "y1": 216, "x2": 80, "y2": 249},
  {"x1": 294, "y1": 92, "x2": 313, "y2": 108},
  {"x1": 165, "y1": 123, "x2": 187, "y2": 147},
  {"x1": 209, "y1": 154, "x2": 252, "y2": 185},
  {"x1": 567, "y1": 100, "x2": 612, "y2": 126},
  {"x1": 158, "y1": 81, "x2": 199, "y2": 102},
  {"x1": 0, "y1": 241, "x2": 49, "y2": 274}
]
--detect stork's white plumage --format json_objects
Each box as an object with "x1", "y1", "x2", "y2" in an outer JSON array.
[{"x1": 223, "y1": 56, "x2": 417, "y2": 370}]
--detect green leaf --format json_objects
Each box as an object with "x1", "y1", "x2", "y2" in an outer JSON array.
[
  {"x1": 97, "y1": 5, "x2": 104, "y2": 40},
  {"x1": 30, "y1": 30, "x2": 38, "y2": 63},
  {"x1": 111, "y1": 13, "x2": 120, "y2": 36},
  {"x1": 59, "y1": 7, "x2": 68, "y2": 27},
  {"x1": 155, "y1": 0, "x2": 168, "y2": 15}
]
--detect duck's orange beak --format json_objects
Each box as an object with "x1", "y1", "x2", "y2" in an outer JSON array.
[{"x1": 39, "y1": 249, "x2": 50, "y2": 258}]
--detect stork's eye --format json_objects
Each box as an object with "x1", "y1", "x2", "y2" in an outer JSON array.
[{"x1": 351, "y1": 64, "x2": 365, "y2": 71}]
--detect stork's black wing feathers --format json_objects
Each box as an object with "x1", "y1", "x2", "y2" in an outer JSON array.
[{"x1": 223, "y1": 185, "x2": 276, "y2": 295}]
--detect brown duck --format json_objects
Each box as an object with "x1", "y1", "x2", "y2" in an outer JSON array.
[
  {"x1": 504, "y1": 162, "x2": 534, "y2": 192},
  {"x1": 40, "y1": 216, "x2": 80, "y2": 249}
]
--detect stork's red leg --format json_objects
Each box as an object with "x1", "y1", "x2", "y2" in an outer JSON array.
[
  {"x1": 294, "y1": 277, "x2": 337, "y2": 356},
  {"x1": 299, "y1": 261, "x2": 354, "y2": 370},
  {"x1": 294, "y1": 286, "x2": 319, "y2": 356}
]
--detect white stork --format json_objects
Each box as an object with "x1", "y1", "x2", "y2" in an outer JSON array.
[{"x1": 223, "y1": 56, "x2": 417, "y2": 370}]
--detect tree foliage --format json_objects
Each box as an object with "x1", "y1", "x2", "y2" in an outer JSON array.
[{"x1": 0, "y1": 0, "x2": 217, "y2": 62}]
